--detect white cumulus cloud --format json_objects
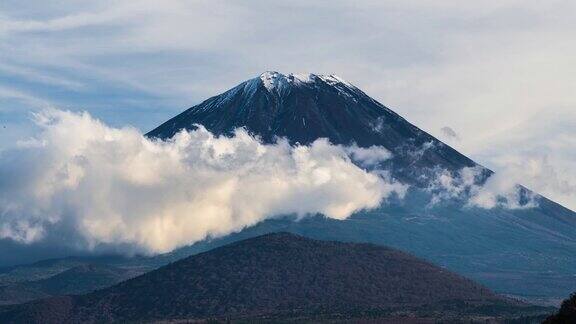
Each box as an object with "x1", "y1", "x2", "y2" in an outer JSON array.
[{"x1": 0, "y1": 109, "x2": 406, "y2": 254}]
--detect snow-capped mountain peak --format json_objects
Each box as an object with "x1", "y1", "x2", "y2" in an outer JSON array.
[
  {"x1": 258, "y1": 71, "x2": 355, "y2": 92},
  {"x1": 147, "y1": 72, "x2": 477, "y2": 184}
]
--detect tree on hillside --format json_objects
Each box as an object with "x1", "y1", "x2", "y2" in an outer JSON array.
[{"x1": 545, "y1": 293, "x2": 576, "y2": 323}]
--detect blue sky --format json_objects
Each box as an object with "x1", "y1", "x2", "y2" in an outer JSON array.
[{"x1": 0, "y1": 0, "x2": 575, "y2": 210}]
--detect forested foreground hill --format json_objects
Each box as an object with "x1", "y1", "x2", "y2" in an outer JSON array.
[{"x1": 0, "y1": 233, "x2": 551, "y2": 323}]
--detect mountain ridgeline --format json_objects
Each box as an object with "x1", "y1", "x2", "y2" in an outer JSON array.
[{"x1": 147, "y1": 72, "x2": 477, "y2": 185}]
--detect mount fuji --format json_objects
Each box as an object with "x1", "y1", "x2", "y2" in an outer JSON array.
[
  {"x1": 146, "y1": 72, "x2": 576, "y2": 301},
  {"x1": 148, "y1": 71, "x2": 478, "y2": 185}
]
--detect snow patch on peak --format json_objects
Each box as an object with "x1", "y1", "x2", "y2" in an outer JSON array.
[
  {"x1": 257, "y1": 71, "x2": 356, "y2": 93},
  {"x1": 291, "y1": 73, "x2": 315, "y2": 83},
  {"x1": 318, "y1": 74, "x2": 355, "y2": 88},
  {"x1": 259, "y1": 71, "x2": 285, "y2": 90}
]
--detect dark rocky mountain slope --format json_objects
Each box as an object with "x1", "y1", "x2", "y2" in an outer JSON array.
[
  {"x1": 147, "y1": 71, "x2": 477, "y2": 185},
  {"x1": 0, "y1": 233, "x2": 548, "y2": 323}
]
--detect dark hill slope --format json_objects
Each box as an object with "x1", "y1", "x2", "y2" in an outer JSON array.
[{"x1": 0, "y1": 233, "x2": 539, "y2": 323}]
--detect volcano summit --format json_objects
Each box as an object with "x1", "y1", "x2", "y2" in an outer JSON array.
[{"x1": 148, "y1": 71, "x2": 477, "y2": 185}]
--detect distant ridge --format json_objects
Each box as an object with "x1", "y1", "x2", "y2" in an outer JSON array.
[
  {"x1": 0, "y1": 233, "x2": 547, "y2": 323},
  {"x1": 0, "y1": 264, "x2": 137, "y2": 305}
]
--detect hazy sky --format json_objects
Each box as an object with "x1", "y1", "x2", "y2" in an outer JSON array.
[{"x1": 0, "y1": 1, "x2": 574, "y2": 210}]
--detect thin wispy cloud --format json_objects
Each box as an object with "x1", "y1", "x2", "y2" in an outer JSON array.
[{"x1": 0, "y1": 0, "x2": 574, "y2": 212}]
